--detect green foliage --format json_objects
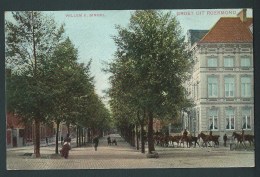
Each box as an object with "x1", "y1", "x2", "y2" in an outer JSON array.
[
  {"x1": 6, "y1": 11, "x2": 112, "y2": 130},
  {"x1": 108, "y1": 10, "x2": 193, "y2": 129},
  {"x1": 5, "y1": 11, "x2": 65, "y2": 122}
]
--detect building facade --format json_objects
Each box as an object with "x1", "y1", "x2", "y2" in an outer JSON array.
[
  {"x1": 6, "y1": 112, "x2": 56, "y2": 148},
  {"x1": 186, "y1": 9, "x2": 253, "y2": 139}
]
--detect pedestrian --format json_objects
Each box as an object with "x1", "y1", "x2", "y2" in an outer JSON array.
[
  {"x1": 64, "y1": 133, "x2": 71, "y2": 143},
  {"x1": 45, "y1": 137, "x2": 48, "y2": 146},
  {"x1": 64, "y1": 134, "x2": 71, "y2": 150},
  {"x1": 93, "y1": 135, "x2": 99, "y2": 151},
  {"x1": 61, "y1": 136, "x2": 64, "y2": 146},
  {"x1": 107, "y1": 136, "x2": 111, "y2": 145},
  {"x1": 223, "y1": 134, "x2": 227, "y2": 147},
  {"x1": 60, "y1": 141, "x2": 71, "y2": 159}
]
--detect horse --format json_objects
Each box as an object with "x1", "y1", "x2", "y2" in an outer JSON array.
[
  {"x1": 209, "y1": 135, "x2": 220, "y2": 147},
  {"x1": 232, "y1": 132, "x2": 254, "y2": 147},
  {"x1": 168, "y1": 135, "x2": 182, "y2": 147},
  {"x1": 158, "y1": 135, "x2": 169, "y2": 147},
  {"x1": 198, "y1": 132, "x2": 218, "y2": 147},
  {"x1": 180, "y1": 135, "x2": 192, "y2": 148},
  {"x1": 198, "y1": 132, "x2": 210, "y2": 147},
  {"x1": 187, "y1": 135, "x2": 200, "y2": 148}
]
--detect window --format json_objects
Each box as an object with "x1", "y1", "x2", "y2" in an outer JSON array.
[
  {"x1": 241, "y1": 57, "x2": 251, "y2": 67},
  {"x1": 224, "y1": 77, "x2": 235, "y2": 97},
  {"x1": 208, "y1": 77, "x2": 218, "y2": 97},
  {"x1": 242, "y1": 108, "x2": 251, "y2": 129},
  {"x1": 208, "y1": 109, "x2": 218, "y2": 130},
  {"x1": 207, "y1": 57, "x2": 217, "y2": 67},
  {"x1": 224, "y1": 57, "x2": 234, "y2": 67},
  {"x1": 241, "y1": 77, "x2": 251, "y2": 97},
  {"x1": 225, "y1": 108, "x2": 235, "y2": 130}
]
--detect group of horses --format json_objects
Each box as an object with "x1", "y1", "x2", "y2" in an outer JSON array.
[
  {"x1": 153, "y1": 131, "x2": 254, "y2": 148},
  {"x1": 153, "y1": 134, "x2": 200, "y2": 148}
]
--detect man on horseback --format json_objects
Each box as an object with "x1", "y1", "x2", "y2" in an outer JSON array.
[
  {"x1": 183, "y1": 129, "x2": 188, "y2": 139},
  {"x1": 241, "y1": 128, "x2": 245, "y2": 143},
  {"x1": 180, "y1": 129, "x2": 190, "y2": 147}
]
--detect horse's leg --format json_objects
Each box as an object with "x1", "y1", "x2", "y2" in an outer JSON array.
[{"x1": 197, "y1": 141, "x2": 200, "y2": 147}]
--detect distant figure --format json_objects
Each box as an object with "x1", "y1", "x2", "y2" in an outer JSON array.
[
  {"x1": 107, "y1": 136, "x2": 111, "y2": 145},
  {"x1": 223, "y1": 134, "x2": 227, "y2": 147},
  {"x1": 45, "y1": 137, "x2": 48, "y2": 146},
  {"x1": 112, "y1": 138, "x2": 117, "y2": 145},
  {"x1": 209, "y1": 130, "x2": 213, "y2": 137},
  {"x1": 64, "y1": 134, "x2": 71, "y2": 143},
  {"x1": 93, "y1": 135, "x2": 99, "y2": 151},
  {"x1": 61, "y1": 136, "x2": 64, "y2": 146},
  {"x1": 60, "y1": 141, "x2": 71, "y2": 159},
  {"x1": 63, "y1": 134, "x2": 71, "y2": 150},
  {"x1": 183, "y1": 129, "x2": 188, "y2": 138}
]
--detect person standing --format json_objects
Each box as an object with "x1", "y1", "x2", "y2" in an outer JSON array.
[
  {"x1": 45, "y1": 137, "x2": 48, "y2": 146},
  {"x1": 223, "y1": 134, "x2": 227, "y2": 147},
  {"x1": 107, "y1": 136, "x2": 111, "y2": 145},
  {"x1": 61, "y1": 136, "x2": 64, "y2": 146},
  {"x1": 64, "y1": 134, "x2": 71, "y2": 150},
  {"x1": 93, "y1": 135, "x2": 99, "y2": 151}
]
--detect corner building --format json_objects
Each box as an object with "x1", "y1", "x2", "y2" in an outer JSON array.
[{"x1": 186, "y1": 9, "x2": 253, "y2": 139}]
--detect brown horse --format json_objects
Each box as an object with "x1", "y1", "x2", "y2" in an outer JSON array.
[
  {"x1": 198, "y1": 132, "x2": 210, "y2": 147},
  {"x1": 180, "y1": 135, "x2": 190, "y2": 148},
  {"x1": 198, "y1": 132, "x2": 219, "y2": 147},
  {"x1": 187, "y1": 135, "x2": 200, "y2": 148},
  {"x1": 232, "y1": 132, "x2": 254, "y2": 147},
  {"x1": 168, "y1": 135, "x2": 182, "y2": 147}
]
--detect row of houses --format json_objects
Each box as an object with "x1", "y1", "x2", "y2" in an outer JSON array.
[{"x1": 6, "y1": 112, "x2": 69, "y2": 148}]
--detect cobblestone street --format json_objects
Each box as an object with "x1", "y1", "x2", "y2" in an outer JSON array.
[{"x1": 6, "y1": 134, "x2": 254, "y2": 170}]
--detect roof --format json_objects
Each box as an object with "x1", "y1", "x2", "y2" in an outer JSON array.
[
  {"x1": 187, "y1": 30, "x2": 209, "y2": 46},
  {"x1": 199, "y1": 17, "x2": 253, "y2": 43}
]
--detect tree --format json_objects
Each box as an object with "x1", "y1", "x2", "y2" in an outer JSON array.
[
  {"x1": 109, "y1": 10, "x2": 192, "y2": 154},
  {"x1": 5, "y1": 11, "x2": 64, "y2": 157},
  {"x1": 44, "y1": 37, "x2": 96, "y2": 153}
]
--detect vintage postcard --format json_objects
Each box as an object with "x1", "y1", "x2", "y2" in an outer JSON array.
[{"x1": 5, "y1": 8, "x2": 254, "y2": 170}]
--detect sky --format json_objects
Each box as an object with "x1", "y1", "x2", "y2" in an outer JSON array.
[{"x1": 6, "y1": 9, "x2": 253, "y2": 105}]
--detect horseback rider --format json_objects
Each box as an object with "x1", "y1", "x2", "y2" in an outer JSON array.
[
  {"x1": 182, "y1": 129, "x2": 188, "y2": 142},
  {"x1": 241, "y1": 128, "x2": 245, "y2": 142},
  {"x1": 209, "y1": 130, "x2": 213, "y2": 138}
]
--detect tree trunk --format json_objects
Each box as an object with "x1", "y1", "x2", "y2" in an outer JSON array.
[
  {"x1": 131, "y1": 125, "x2": 135, "y2": 147},
  {"x1": 147, "y1": 111, "x2": 155, "y2": 153},
  {"x1": 82, "y1": 128, "x2": 84, "y2": 145},
  {"x1": 135, "y1": 125, "x2": 139, "y2": 150},
  {"x1": 34, "y1": 118, "x2": 41, "y2": 158},
  {"x1": 87, "y1": 128, "x2": 91, "y2": 143},
  {"x1": 140, "y1": 122, "x2": 145, "y2": 153},
  {"x1": 79, "y1": 128, "x2": 82, "y2": 147},
  {"x1": 55, "y1": 121, "x2": 60, "y2": 154},
  {"x1": 76, "y1": 126, "x2": 79, "y2": 147},
  {"x1": 66, "y1": 123, "x2": 70, "y2": 135}
]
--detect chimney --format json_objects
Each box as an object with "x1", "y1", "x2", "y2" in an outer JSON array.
[{"x1": 237, "y1": 9, "x2": 247, "y2": 22}]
